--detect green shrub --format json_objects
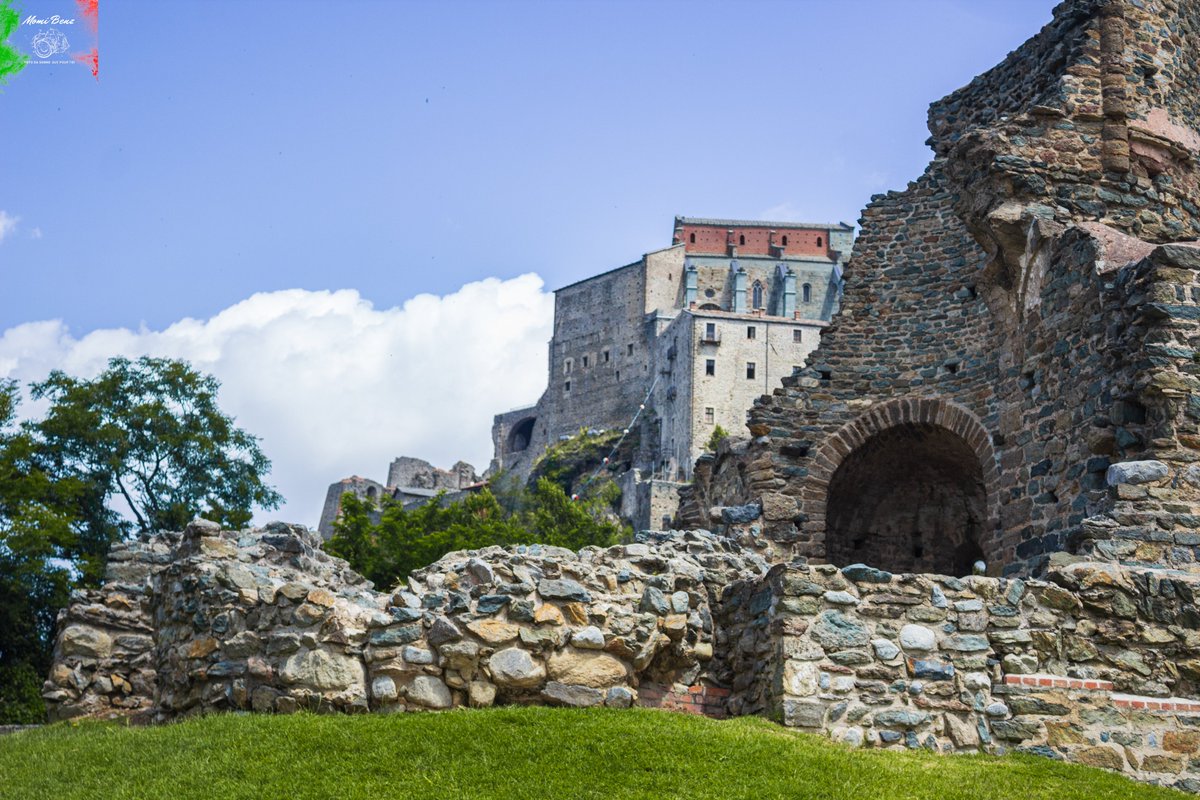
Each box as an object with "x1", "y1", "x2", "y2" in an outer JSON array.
[{"x1": 0, "y1": 663, "x2": 46, "y2": 724}]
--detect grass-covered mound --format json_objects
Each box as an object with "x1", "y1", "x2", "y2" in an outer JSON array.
[{"x1": 0, "y1": 707, "x2": 1183, "y2": 799}]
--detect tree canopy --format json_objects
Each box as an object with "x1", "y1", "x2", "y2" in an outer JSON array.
[
  {"x1": 326, "y1": 478, "x2": 625, "y2": 590},
  {"x1": 0, "y1": 357, "x2": 282, "y2": 722}
]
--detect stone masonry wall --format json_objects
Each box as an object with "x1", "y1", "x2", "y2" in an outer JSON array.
[{"x1": 42, "y1": 518, "x2": 1200, "y2": 792}]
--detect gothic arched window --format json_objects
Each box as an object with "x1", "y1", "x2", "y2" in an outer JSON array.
[
  {"x1": 752, "y1": 281, "x2": 764, "y2": 309},
  {"x1": 803, "y1": 283, "x2": 812, "y2": 303}
]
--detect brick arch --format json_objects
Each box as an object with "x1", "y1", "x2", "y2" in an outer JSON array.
[{"x1": 802, "y1": 397, "x2": 1002, "y2": 571}]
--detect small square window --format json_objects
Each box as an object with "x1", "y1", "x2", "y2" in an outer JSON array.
[
  {"x1": 746, "y1": 362, "x2": 757, "y2": 380},
  {"x1": 704, "y1": 407, "x2": 715, "y2": 424},
  {"x1": 793, "y1": 329, "x2": 803, "y2": 343},
  {"x1": 747, "y1": 326, "x2": 756, "y2": 340},
  {"x1": 705, "y1": 359, "x2": 715, "y2": 376}
]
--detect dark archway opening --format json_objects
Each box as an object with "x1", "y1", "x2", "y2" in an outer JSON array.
[
  {"x1": 507, "y1": 417, "x2": 536, "y2": 454},
  {"x1": 826, "y1": 423, "x2": 987, "y2": 576}
]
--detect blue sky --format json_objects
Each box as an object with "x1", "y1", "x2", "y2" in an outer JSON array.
[
  {"x1": 1, "y1": 0, "x2": 1055, "y2": 332},
  {"x1": 0, "y1": 0, "x2": 1058, "y2": 525}
]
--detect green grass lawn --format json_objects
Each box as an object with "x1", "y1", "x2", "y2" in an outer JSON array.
[{"x1": 0, "y1": 707, "x2": 1185, "y2": 799}]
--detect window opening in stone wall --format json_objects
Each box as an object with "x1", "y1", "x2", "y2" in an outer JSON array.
[
  {"x1": 825, "y1": 423, "x2": 988, "y2": 576},
  {"x1": 739, "y1": 234, "x2": 746, "y2": 245},
  {"x1": 616, "y1": 370, "x2": 620, "y2": 381},
  {"x1": 705, "y1": 407, "x2": 714, "y2": 424},
  {"x1": 818, "y1": 368, "x2": 832, "y2": 381},
  {"x1": 782, "y1": 235, "x2": 788, "y2": 246},
  {"x1": 690, "y1": 233, "x2": 696, "y2": 243},
  {"x1": 752, "y1": 282, "x2": 764, "y2": 309},
  {"x1": 817, "y1": 236, "x2": 823, "y2": 247},
  {"x1": 705, "y1": 288, "x2": 716, "y2": 298},
  {"x1": 803, "y1": 283, "x2": 812, "y2": 303},
  {"x1": 564, "y1": 359, "x2": 573, "y2": 374},
  {"x1": 366, "y1": 485, "x2": 378, "y2": 502},
  {"x1": 583, "y1": 355, "x2": 589, "y2": 368},
  {"x1": 628, "y1": 344, "x2": 634, "y2": 356},
  {"x1": 705, "y1": 322, "x2": 716, "y2": 339},
  {"x1": 747, "y1": 326, "x2": 756, "y2": 339},
  {"x1": 746, "y1": 362, "x2": 756, "y2": 380},
  {"x1": 564, "y1": 380, "x2": 571, "y2": 393},
  {"x1": 603, "y1": 349, "x2": 610, "y2": 363},
  {"x1": 793, "y1": 329, "x2": 803, "y2": 343},
  {"x1": 706, "y1": 359, "x2": 715, "y2": 376}
]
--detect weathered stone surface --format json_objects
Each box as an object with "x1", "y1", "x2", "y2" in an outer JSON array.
[
  {"x1": 60, "y1": 627, "x2": 112, "y2": 659},
  {"x1": 541, "y1": 681, "x2": 604, "y2": 708},
  {"x1": 281, "y1": 648, "x2": 365, "y2": 693},
  {"x1": 488, "y1": 648, "x2": 546, "y2": 689},
  {"x1": 547, "y1": 650, "x2": 627, "y2": 688},
  {"x1": 899, "y1": 625, "x2": 936, "y2": 653},
  {"x1": 1106, "y1": 461, "x2": 1170, "y2": 487},
  {"x1": 406, "y1": 675, "x2": 453, "y2": 709},
  {"x1": 537, "y1": 579, "x2": 591, "y2": 603},
  {"x1": 810, "y1": 610, "x2": 869, "y2": 650}
]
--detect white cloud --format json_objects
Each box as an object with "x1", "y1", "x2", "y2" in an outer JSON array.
[
  {"x1": 0, "y1": 275, "x2": 554, "y2": 528},
  {"x1": 0, "y1": 211, "x2": 18, "y2": 244},
  {"x1": 30, "y1": 227, "x2": 42, "y2": 240}
]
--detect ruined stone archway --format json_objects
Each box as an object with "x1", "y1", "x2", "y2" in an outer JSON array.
[
  {"x1": 806, "y1": 398, "x2": 1001, "y2": 575},
  {"x1": 507, "y1": 417, "x2": 536, "y2": 454}
]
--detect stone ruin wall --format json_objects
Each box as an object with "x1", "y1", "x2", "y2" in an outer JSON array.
[
  {"x1": 39, "y1": 517, "x2": 1200, "y2": 792},
  {"x1": 680, "y1": 0, "x2": 1200, "y2": 580}
]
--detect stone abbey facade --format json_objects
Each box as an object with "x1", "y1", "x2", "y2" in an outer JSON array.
[
  {"x1": 492, "y1": 216, "x2": 853, "y2": 527},
  {"x1": 38, "y1": 0, "x2": 1200, "y2": 792},
  {"x1": 316, "y1": 457, "x2": 483, "y2": 540}
]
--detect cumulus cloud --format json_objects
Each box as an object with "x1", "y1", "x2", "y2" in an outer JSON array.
[
  {"x1": 0, "y1": 275, "x2": 554, "y2": 528},
  {"x1": 0, "y1": 211, "x2": 18, "y2": 243}
]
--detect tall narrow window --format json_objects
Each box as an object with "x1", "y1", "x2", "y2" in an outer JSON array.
[
  {"x1": 627, "y1": 344, "x2": 634, "y2": 356},
  {"x1": 602, "y1": 349, "x2": 610, "y2": 363},
  {"x1": 802, "y1": 283, "x2": 812, "y2": 303},
  {"x1": 705, "y1": 322, "x2": 716, "y2": 340},
  {"x1": 782, "y1": 234, "x2": 789, "y2": 246},
  {"x1": 689, "y1": 232, "x2": 696, "y2": 243},
  {"x1": 564, "y1": 380, "x2": 571, "y2": 393},
  {"x1": 746, "y1": 362, "x2": 757, "y2": 380},
  {"x1": 739, "y1": 234, "x2": 746, "y2": 245},
  {"x1": 705, "y1": 359, "x2": 715, "y2": 376},
  {"x1": 793, "y1": 329, "x2": 802, "y2": 343},
  {"x1": 752, "y1": 281, "x2": 764, "y2": 309},
  {"x1": 817, "y1": 236, "x2": 823, "y2": 247},
  {"x1": 747, "y1": 326, "x2": 756, "y2": 340},
  {"x1": 582, "y1": 355, "x2": 589, "y2": 368},
  {"x1": 704, "y1": 407, "x2": 715, "y2": 424}
]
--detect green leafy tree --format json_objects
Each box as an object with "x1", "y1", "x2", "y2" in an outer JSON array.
[
  {"x1": 705, "y1": 424, "x2": 730, "y2": 453},
  {"x1": 326, "y1": 479, "x2": 624, "y2": 590},
  {"x1": 0, "y1": 359, "x2": 282, "y2": 722},
  {"x1": 32, "y1": 356, "x2": 282, "y2": 535},
  {"x1": 0, "y1": 381, "x2": 88, "y2": 722}
]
